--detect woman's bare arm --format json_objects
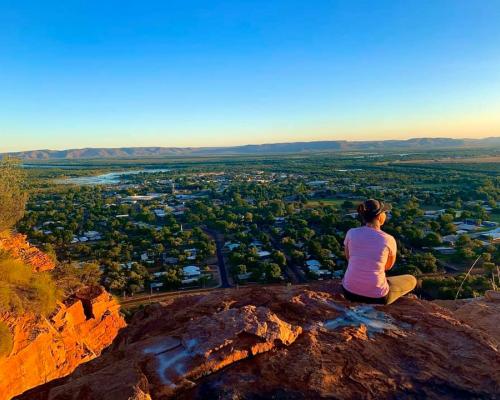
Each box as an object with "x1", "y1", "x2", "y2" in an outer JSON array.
[
  {"x1": 385, "y1": 252, "x2": 396, "y2": 270},
  {"x1": 345, "y1": 247, "x2": 349, "y2": 261}
]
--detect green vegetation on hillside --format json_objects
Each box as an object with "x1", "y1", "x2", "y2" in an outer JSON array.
[
  {"x1": 0, "y1": 254, "x2": 60, "y2": 316},
  {"x1": 51, "y1": 262, "x2": 102, "y2": 297},
  {"x1": 0, "y1": 157, "x2": 64, "y2": 357},
  {"x1": 11, "y1": 148, "x2": 500, "y2": 299},
  {"x1": 0, "y1": 158, "x2": 28, "y2": 233}
]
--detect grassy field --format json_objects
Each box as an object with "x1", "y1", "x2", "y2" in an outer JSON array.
[
  {"x1": 306, "y1": 198, "x2": 358, "y2": 208},
  {"x1": 396, "y1": 155, "x2": 500, "y2": 164}
]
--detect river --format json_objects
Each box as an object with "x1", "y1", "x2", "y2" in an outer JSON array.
[{"x1": 59, "y1": 169, "x2": 171, "y2": 185}]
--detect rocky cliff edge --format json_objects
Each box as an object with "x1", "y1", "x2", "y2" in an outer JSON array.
[
  {"x1": 0, "y1": 234, "x2": 126, "y2": 399},
  {"x1": 17, "y1": 282, "x2": 500, "y2": 400}
]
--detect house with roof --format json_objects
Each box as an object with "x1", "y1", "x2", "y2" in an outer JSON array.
[
  {"x1": 442, "y1": 235, "x2": 459, "y2": 245},
  {"x1": 257, "y1": 250, "x2": 271, "y2": 258},
  {"x1": 84, "y1": 231, "x2": 102, "y2": 240},
  {"x1": 432, "y1": 246, "x2": 457, "y2": 255},
  {"x1": 163, "y1": 255, "x2": 179, "y2": 265},
  {"x1": 455, "y1": 224, "x2": 479, "y2": 232},
  {"x1": 185, "y1": 248, "x2": 198, "y2": 260},
  {"x1": 306, "y1": 259, "x2": 322, "y2": 271},
  {"x1": 183, "y1": 265, "x2": 201, "y2": 278},
  {"x1": 224, "y1": 242, "x2": 240, "y2": 251},
  {"x1": 480, "y1": 228, "x2": 500, "y2": 243},
  {"x1": 150, "y1": 282, "x2": 164, "y2": 290}
]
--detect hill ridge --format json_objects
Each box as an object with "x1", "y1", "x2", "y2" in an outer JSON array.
[{"x1": 4, "y1": 137, "x2": 500, "y2": 160}]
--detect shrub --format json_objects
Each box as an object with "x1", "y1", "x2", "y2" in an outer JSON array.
[{"x1": 0, "y1": 257, "x2": 60, "y2": 317}]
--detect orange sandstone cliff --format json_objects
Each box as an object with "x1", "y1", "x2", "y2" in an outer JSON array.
[
  {"x1": 18, "y1": 282, "x2": 500, "y2": 400},
  {"x1": 0, "y1": 233, "x2": 55, "y2": 272},
  {"x1": 0, "y1": 234, "x2": 126, "y2": 400}
]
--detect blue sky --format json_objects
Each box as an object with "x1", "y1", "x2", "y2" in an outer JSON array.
[{"x1": 1, "y1": 0, "x2": 500, "y2": 151}]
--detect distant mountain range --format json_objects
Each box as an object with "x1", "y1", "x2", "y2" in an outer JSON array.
[{"x1": 3, "y1": 137, "x2": 500, "y2": 160}]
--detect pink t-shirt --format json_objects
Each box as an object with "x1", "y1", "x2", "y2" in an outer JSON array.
[{"x1": 342, "y1": 226, "x2": 397, "y2": 298}]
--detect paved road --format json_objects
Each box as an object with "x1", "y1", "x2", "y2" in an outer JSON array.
[
  {"x1": 121, "y1": 228, "x2": 232, "y2": 309},
  {"x1": 204, "y1": 228, "x2": 232, "y2": 288},
  {"x1": 268, "y1": 234, "x2": 307, "y2": 284}
]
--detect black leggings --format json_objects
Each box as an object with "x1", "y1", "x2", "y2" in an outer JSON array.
[{"x1": 342, "y1": 286, "x2": 387, "y2": 305}]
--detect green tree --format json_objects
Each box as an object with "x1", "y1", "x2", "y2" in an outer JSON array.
[
  {"x1": 0, "y1": 158, "x2": 28, "y2": 233},
  {"x1": 423, "y1": 232, "x2": 442, "y2": 247},
  {"x1": 52, "y1": 262, "x2": 102, "y2": 296},
  {"x1": 411, "y1": 252, "x2": 438, "y2": 273},
  {"x1": 265, "y1": 263, "x2": 282, "y2": 281},
  {"x1": 272, "y1": 250, "x2": 287, "y2": 267},
  {"x1": 163, "y1": 268, "x2": 181, "y2": 290}
]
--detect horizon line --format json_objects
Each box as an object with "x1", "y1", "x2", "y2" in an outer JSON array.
[{"x1": 3, "y1": 135, "x2": 499, "y2": 154}]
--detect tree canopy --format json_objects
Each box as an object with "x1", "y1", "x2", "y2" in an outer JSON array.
[{"x1": 0, "y1": 157, "x2": 27, "y2": 234}]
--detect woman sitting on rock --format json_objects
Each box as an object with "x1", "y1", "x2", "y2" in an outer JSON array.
[{"x1": 342, "y1": 199, "x2": 417, "y2": 305}]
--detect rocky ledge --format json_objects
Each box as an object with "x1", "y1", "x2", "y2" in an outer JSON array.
[
  {"x1": 18, "y1": 282, "x2": 500, "y2": 400},
  {"x1": 0, "y1": 233, "x2": 55, "y2": 272},
  {"x1": 0, "y1": 234, "x2": 126, "y2": 400},
  {"x1": 1, "y1": 285, "x2": 126, "y2": 400}
]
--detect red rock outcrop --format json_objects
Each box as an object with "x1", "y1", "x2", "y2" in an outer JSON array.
[
  {"x1": 0, "y1": 285, "x2": 126, "y2": 400},
  {"x1": 0, "y1": 235, "x2": 126, "y2": 399},
  {"x1": 0, "y1": 233, "x2": 55, "y2": 272},
  {"x1": 436, "y1": 290, "x2": 500, "y2": 346},
  {"x1": 18, "y1": 283, "x2": 500, "y2": 400}
]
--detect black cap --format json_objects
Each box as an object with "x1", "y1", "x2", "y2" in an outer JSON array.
[{"x1": 362, "y1": 199, "x2": 392, "y2": 218}]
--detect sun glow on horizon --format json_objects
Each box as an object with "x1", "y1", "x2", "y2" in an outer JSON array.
[{"x1": 1, "y1": 1, "x2": 500, "y2": 151}]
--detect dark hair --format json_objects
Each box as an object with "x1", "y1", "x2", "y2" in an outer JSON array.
[{"x1": 357, "y1": 199, "x2": 390, "y2": 223}]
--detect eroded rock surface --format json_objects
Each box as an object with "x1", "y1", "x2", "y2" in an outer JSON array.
[
  {"x1": 0, "y1": 233, "x2": 55, "y2": 271},
  {"x1": 0, "y1": 235, "x2": 126, "y2": 399},
  {"x1": 18, "y1": 283, "x2": 500, "y2": 400},
  {"x1": 0, "y1": 286, "x2": 126, "y2": 400},
  {"x1": 436, "y1": 290, "x2": 500, "y2": 347}
]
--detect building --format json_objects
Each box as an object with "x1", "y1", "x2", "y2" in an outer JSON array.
[
  {"x1": 83, "y1": 231, "x2": 102, "y2": 240},
  {"x1": 306, "y1": 260, "x2": 322, "y2": 270},
  {"x1": 480, "y1": 228, "x2": 500, "y2": 243},
  {"x1": 257, "y1": 250, "x2": 271, "y2": 258},
  {"x1": 150, "y1": 282, "x2": 164, "y2": 290},
  {"x1": 185, "y1": 248, "x2": 198, "y2": 260},
  {"x1": 183, "y1": 265, "x2": 201, "y2": 278},
  {"x1": 432, "y1": 246, "x2": 457, "y2": 255},
  {"x1": 455, "y1": 224, "x2": 479, "y2": 232},
  {"x1": 307, "y1": 180, "x2": 328, "y2": 187},
  {"x1": 153, "y1": 209, "x2": 167, "y2": 218},
  {"x1": 123, "y1": 195, "x2": 159, "y2": 202},
  {"x1": 442, "y1": 235, "x2": 459, "y2": 244},
  {"x1": 237, "y1": 272, "x2": 252, "y2": 281},
  {"x1": 163, "y1": 255, "x2": 179, "y2": 264},
  {"x1": 224, "y1": 242, "x2": 240, "y2": 251}
]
